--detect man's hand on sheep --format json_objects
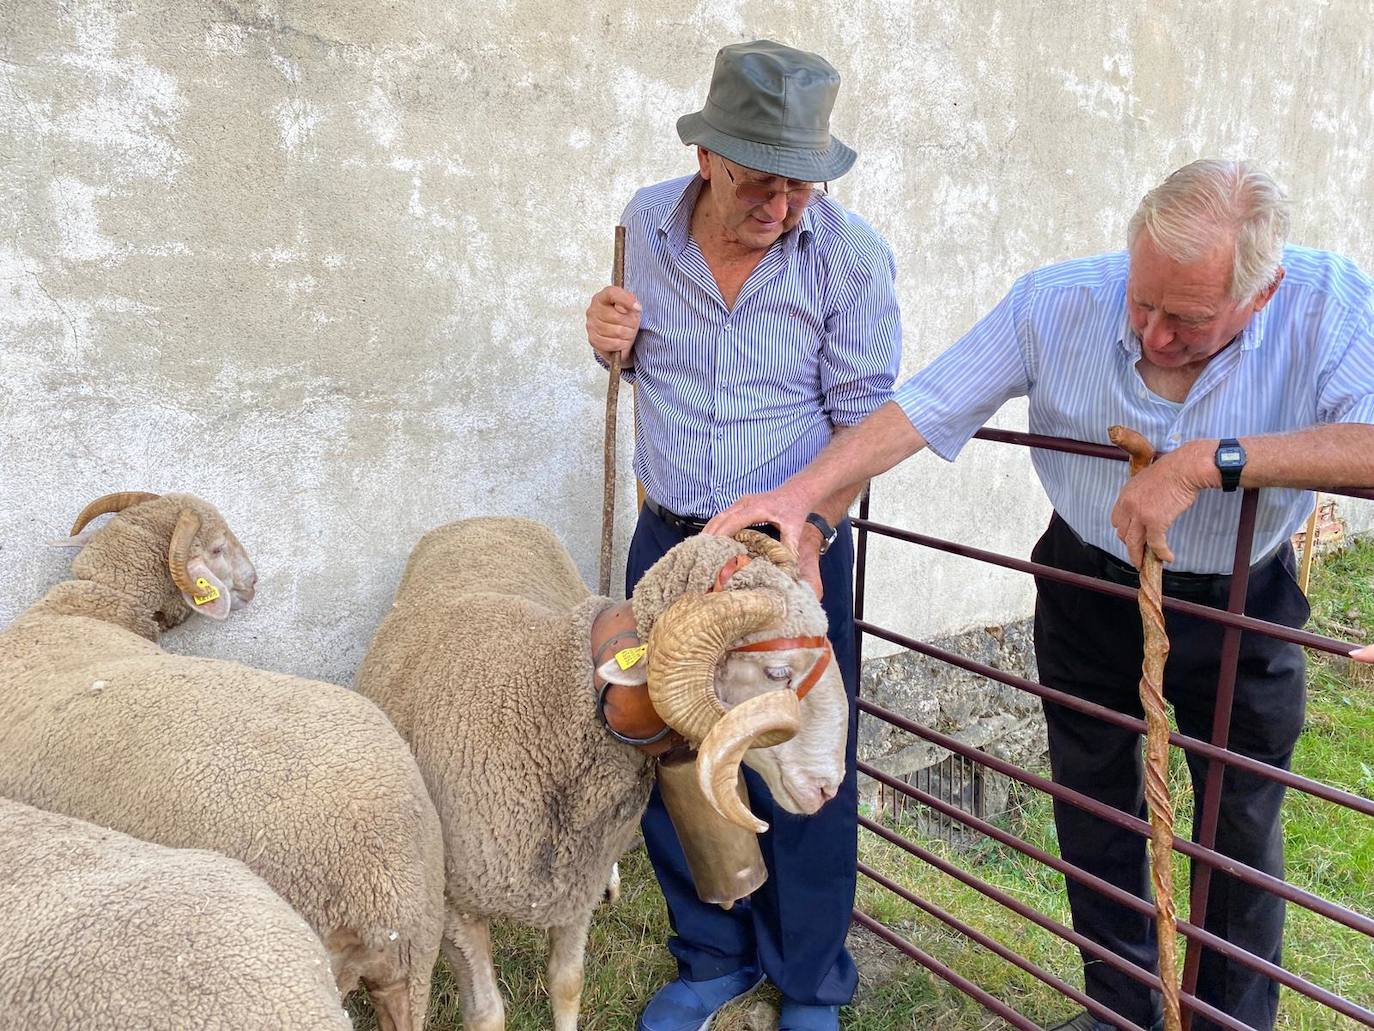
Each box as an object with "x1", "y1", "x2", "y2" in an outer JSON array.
[
  {"x1": 705, "y1": 482, "x2": 813, "y2": 563},
  {"x1": 586, "y1": 285, "x2": 641, "y2": 364},
  {"x1": 704, "y1": 484, "x2": 822, "y2": 599}
]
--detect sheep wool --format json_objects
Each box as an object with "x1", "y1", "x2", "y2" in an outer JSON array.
[
  {"x1": 0, "y1": 494, "x2": 444, "y2": 1031},
  {"x1": 0, "y1": 797, "x2": 352, "y2": 1031},
  {"x1": 358, "y1": 515, "x2": 845, "y2": 1031},
  {"x1": 359, "y1": 516, "x2": 654, "y2": 930}
]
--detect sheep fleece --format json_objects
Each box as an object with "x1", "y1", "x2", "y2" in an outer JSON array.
[
  {"x1": 0, "y1": 797, "x2": 351, "y2": 1030},
  {"x1": 358, "y1": 516, "x2": 653, "y2": 927},
  {"x1": 0, "y1": 603, "x2": 444, "y2": 981}
]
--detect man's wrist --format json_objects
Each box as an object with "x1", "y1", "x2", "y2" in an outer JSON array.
[
  {"x1": 1178, "y1": 439, "x2": 1221, "y2": 489},
  {"x1": 804, "y1": 512, "x2": 838, "y2": 554}
]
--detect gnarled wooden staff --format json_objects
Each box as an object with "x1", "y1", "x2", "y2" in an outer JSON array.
[
  {"x1": 1109, "y1": 424, "x2": 1182, "y2": 1031},
  {"x1": 599, "y1": 225, "x2": 627, "y2": 596}
]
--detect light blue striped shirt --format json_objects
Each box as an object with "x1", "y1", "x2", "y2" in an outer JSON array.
[
  {"x1": 895, "y1": 245, "x2": 1374, "y2": 573},
  {"x1": 614, "y1": 174, "x2": 902, "y2": 517}
]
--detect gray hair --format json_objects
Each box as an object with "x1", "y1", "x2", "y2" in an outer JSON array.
[{"x1": 1126, "y1": 159, "x2": 1291, "y2": 302}]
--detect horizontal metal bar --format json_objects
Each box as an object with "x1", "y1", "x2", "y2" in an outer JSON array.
[
  {"x1": 857, "y1": 859, "x2": 1155, "y2": 1031},
  {"x1": 855, "y1": 619, "x2": 1374, "y2": 819},
  {"x1": 849, "y1": 909, "x2": 1041, "y2": 1031},
  {"x1": 859, "y1": 763, "x2": 1374, "y2": 1025},
  {"x1": 859, "y1": 829, "x2": 1242, "y2": 1031},
  {"x1": 857, "y1": 699, "x2": 1374, "y2": 940},
  {"x1": 970, "y1": 428, "x2": 1374, "y2": 501},
  {"x1": 852, "y1": 519, "x2": 1366, "y2": 658}
]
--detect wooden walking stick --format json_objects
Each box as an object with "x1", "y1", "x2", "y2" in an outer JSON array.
[
  {"x1": 1109, "y1": 424, "x2": 1182, "y2": 1031},
  {"x1": 598, "y1": 225, "x2": 627, "y2": 596}
]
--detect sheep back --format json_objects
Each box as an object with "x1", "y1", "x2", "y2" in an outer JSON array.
[
  {"x1": 0, "y1": 609, "x2": 445, "y2": 986},
  {"x1": 358, "y1": 516, "x2": 651, "y2": 928},
  {"x1": 0, "y1": 797, "x2": 351, "y2": 1030}
]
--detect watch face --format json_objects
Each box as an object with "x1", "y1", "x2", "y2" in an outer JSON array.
[{"x1": 1218, "y1": 446, "x2": 1244, "y2": 466}]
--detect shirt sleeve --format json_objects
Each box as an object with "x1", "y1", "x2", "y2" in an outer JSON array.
[
  {"x1": 1317, "y1": 311, "x2": 1374, "y2": 426},
  {"x1": 893, "y1": 271, "x2": 1035, "y2": 461},
  {"x1": 820, "y1": 236, "x2": 902, "y2": 426}
]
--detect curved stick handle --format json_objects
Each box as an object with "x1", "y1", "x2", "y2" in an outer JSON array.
[{"x1": 1110, "y1": 424, "x2": 1182, "y2": 1031}]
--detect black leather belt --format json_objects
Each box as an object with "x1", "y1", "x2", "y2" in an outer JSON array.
[
  {"x1": 643, "y1": 497, "x2": 777, "y2": 538},
  {"x1": 643, "y1": 497, "x2": 712, "y2": 535},
  {"x1": 1055, "y1": 514, "x2": 1252, "y2": 602},
  {"x1": 1093, "y1": 548, "x2": 1229, "y2": 601}
]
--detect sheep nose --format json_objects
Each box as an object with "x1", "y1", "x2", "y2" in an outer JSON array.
[{"x1": 817, "y1": 779, "x2": 840, "y2": 804}]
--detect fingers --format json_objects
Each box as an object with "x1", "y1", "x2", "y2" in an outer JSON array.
[
  {"x1": 703, "y1": 498, "x2": 765, "y2": 538},
  {"x1": 1144, "y1": 525, "x2": 1175, "y2": 565},
  {"x1": 601, "y1": 285, "x2": 640, "y2": 313},
  {"x1": 798, "y1": 548, "x2": 824, "y2": 600},
  {"x1": 586, "y1": 286, "x2": 642, "y2": 357},
  {"x1": 1349, "y1": 644, "x2": 1374, "y2": 664}
]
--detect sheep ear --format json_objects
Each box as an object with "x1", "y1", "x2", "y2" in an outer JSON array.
[
  {"x1": 47, "y1": 529, "x2": 100, "y2": 549},
  {"x1": 597, "y1": 656, "x2": 649, "y2": 687},
  {"x1": 180, "y1": 556, "x2": 232, "y2": 621}
]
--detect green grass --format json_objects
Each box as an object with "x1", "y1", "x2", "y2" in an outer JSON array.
[{"x1": 350, "y1": 540, "x2": 1374, "y2": 1030}]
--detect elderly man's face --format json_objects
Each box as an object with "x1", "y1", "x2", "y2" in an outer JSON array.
[
  {"x1": 1127, "y1": 234, "x2": 1274, "y2": 369},
  {"x1": 698, "y1": 150, "x2": 811, "y2": 251}
]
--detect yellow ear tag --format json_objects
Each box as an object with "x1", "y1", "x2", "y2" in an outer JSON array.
[
  {"x1": 614, "y1": 644, "x2": 647, "y2": 670},
  {"x1": 192, "y1": 577, "x2": 221, "y2": 606}
]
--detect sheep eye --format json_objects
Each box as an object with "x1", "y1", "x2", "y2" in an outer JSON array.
[
  {"x1": 764, "y1": 665, "x2": 792, "y2": 682},
  {"x1": 210, "y1": 545, "x2": 225, "y2": 557}
]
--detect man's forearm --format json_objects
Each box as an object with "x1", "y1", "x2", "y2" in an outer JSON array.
[
  {"x1": 1173, "y1": 423, "x2": 1374, "y2": 491},
  {"x1": 792, "y1": 401, "x2": 928, "y2": 508},
  {"x1": 808, "y1": 426, "x2": 873, "y2": 527}
]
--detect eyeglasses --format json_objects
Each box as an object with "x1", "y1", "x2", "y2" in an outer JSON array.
[{"x1": 720, "y1": 160, "x2": 824, "y2": 210}]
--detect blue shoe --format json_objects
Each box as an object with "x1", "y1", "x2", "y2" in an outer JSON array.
[
  {"x1": 637, "y1": 967, "x2": 765, "y2": 1031},
  {"x1": 778, "y1": 1000, "x2": 840, "y2": 1030}
]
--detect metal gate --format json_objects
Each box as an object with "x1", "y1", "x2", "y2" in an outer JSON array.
[{"x1": 849, "y1": 428, "x2": 1374, "y2": 1031}]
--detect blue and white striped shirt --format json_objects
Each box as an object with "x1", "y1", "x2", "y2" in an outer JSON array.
[
  {"x1": 615, "y1": 175, "x2": 902, "y2": 517},
  {"x1": 895, "y1": 246, "x2": 1374, "y2": 573}
]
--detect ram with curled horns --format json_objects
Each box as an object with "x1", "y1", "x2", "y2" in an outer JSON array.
[{"x1": 355, "y1": 516, "x2": 849, "y2": 1031}]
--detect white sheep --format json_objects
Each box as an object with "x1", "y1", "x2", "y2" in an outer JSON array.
[
  {"x1": 356, "y1": 516, "x2": 850, "y2": 1031},
  {"x1": 0, "y1": 796, "x2": 353, "y2": 1031},
  {"x1": 0, "y1": 492, "x2": 444, "y2": 1031}
]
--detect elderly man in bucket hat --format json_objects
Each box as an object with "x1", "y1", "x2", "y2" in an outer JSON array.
[{"x1": 586, "y1": 39, "x2": 902, "y2": 1031}]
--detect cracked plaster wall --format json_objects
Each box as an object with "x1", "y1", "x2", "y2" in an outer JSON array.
[{"x1": 2, "y1": 1, "x2": 1372, "y2": 683}]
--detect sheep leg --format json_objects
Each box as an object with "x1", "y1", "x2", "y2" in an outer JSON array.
[
  {"x1": 442, "y1": 907, "x2": 505, "y2": 1031},
  {"x1": 547, "y1": 910, "x2": 593, "y2": 1031},
  {"x1": 363, "y1": 975, "x2": 413, "y2": 1031}
]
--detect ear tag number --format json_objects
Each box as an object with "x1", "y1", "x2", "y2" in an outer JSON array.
[
  {"x1": 614, "y1": 644, "x2": 647, "y2": 670},
  {"x1": 192, "y1": 577, "x2": 221, "y2": 606}
]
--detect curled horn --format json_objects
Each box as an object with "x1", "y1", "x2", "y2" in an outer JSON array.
[
  {"x1": 69, "y1": 492, "x2": 161, "y2": 536},
  {"x1": 167, "y1": 509, "x2": 201, "y2": 595},
  {"x1": 646, "y1": 589, "x2": 785, "y2": 743},
  {"x1": 695, "y1": 690, "x2": 802, "y2": 833},
  {"x1": 733, "y1": 529, "x2": 798, "y2": 578}
]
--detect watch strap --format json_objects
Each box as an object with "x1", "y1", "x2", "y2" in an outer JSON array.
[{"x1": 805, "y1": 512, "x2": 837, "y2": 555}]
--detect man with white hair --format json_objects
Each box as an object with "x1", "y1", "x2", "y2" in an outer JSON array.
[{"x1": 706, "y1": 159, "x2": 1374, "y2": 1031}]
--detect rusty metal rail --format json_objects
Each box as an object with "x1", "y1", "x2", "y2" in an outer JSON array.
[{"x1": 849, "y1": 428, "x2": 1374, "y2": 1030}]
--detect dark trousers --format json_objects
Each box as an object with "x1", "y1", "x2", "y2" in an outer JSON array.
[
  {"x1": 1033, "y1": 514, "x2": 1309, "y2": 1031},
  {"x1": 628, "y1": 503, "x2": 860, "y2": 1006}
]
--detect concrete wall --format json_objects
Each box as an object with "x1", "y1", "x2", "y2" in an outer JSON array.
[{"x1": 3, "y1": 0, "x2": 1372, "y2": 681}]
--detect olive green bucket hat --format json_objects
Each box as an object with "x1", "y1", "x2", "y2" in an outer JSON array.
[{"x1": 677, "y1": 39, "x2": 856, "y2": 182}]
